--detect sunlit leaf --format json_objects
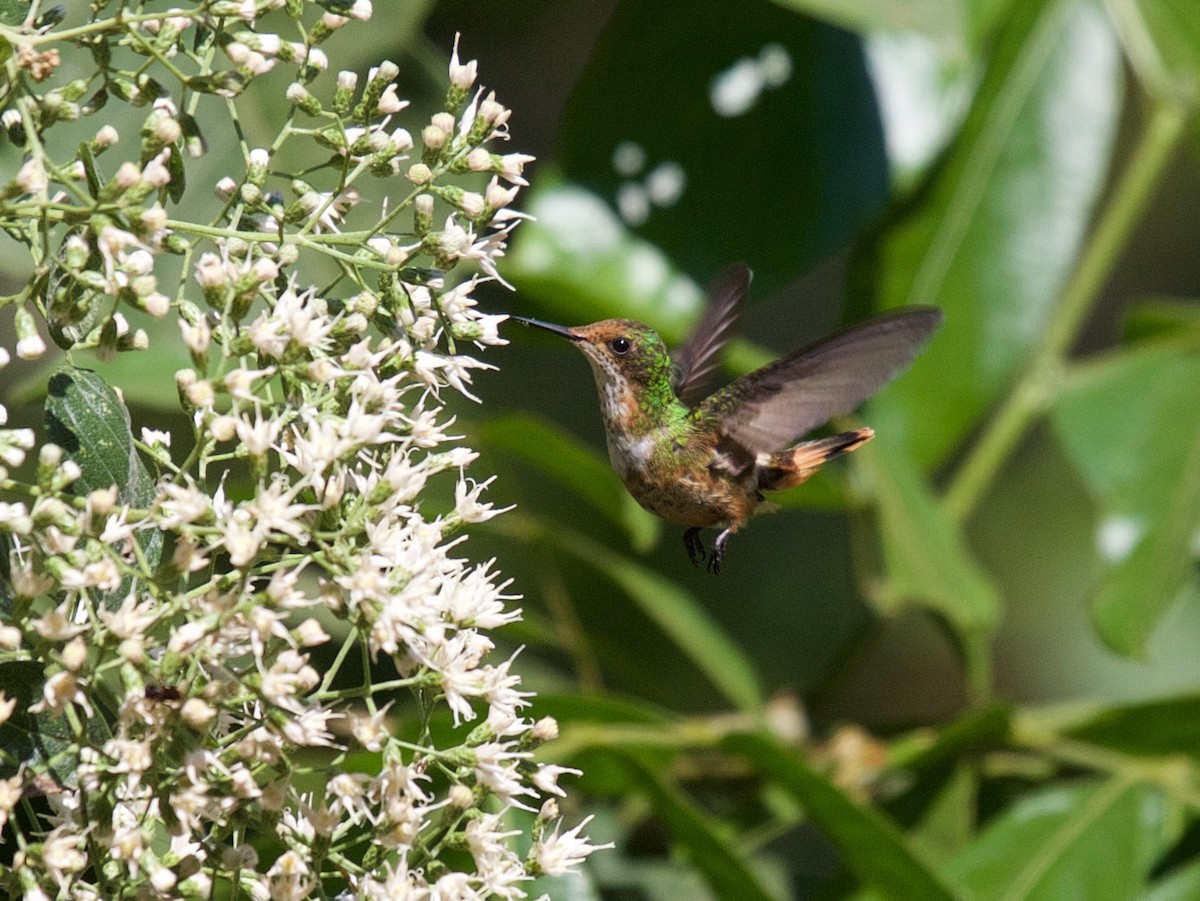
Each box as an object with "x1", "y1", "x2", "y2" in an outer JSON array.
[
  {"x1": 769, "y1": 0, "x2": 966, "y2": 44},
  {"x1": 508, "y1": 177, "x2": 704, "y2": 339},
  {"x1": 1109, "y1": 0, "x2": 1200, "y2": 99},
  {"x1": 860, "y1": 0, "x2": 1123, "y2": 467},
  {"x1": 943, "y1": 778, "x2": 1178, "y2": 899},
  {"x1": 554, "y1": 0, "x2": 888, "y2": 298},
  {"x1": 1052, "y1": 345, "x2": 1200, "y2": 655}
]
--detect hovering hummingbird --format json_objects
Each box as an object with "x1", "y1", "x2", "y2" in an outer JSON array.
[{"x1": 512, "y1": 264, "x2": 942, "y2": 573}]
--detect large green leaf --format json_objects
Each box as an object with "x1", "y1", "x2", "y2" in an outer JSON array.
[
  {"x1": 723, "y1": 731, "x2": 959, "y2": 901},
  {"x1": 859, "y1": 0, "x2": 1123, "y2": 467},
  {"x1": 856, "y1": 433, "x2": 1000, "y2": 640},
  {"x1": 554, "y1": 0, "x2": 888, "y2": 299},
  {"x1": 545, "y1": 530, "x2": 764, "y2": 715},
  {"x1": 614, "y1": 752, "x2": 777, "y2": 901},
  {"x1": 943, "y1": 778, "x2": 1178, "y2": 900},
  {"x1": 480, "y1": 413, "x2": 660, "y2": 552},
  {"x1": 0, "y1": 660, "x2": 112, "y2": 788},
  {"x1": 1109, "y1": 0, "x2": 1200, "y2": 99},
  {"x1": 508, "y1": 177, "x2": 705, "y2": 339},
  {"x1": 1145, "y1": 859, "x2": 1200, "y2": 901},
  {"x1": 1059, "y1": 693, "x2": 1200, "y2": 760},
  {"x1": 44, "y1": 366, "x2": 163, "y2": 608},
  {"x1": 1051, "y1": 345, "x2": 1200, "y2": 655},
  {"x1": 769, "y1": 0, "x2": 966, "y2": 45}
]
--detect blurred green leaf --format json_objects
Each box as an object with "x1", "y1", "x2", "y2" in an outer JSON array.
[
  {"x1": 43, "y1": 367, "x2": 163, "y2": 608},
  {"x1": 889, "y1": 704, "x2": 1012, "y2": 773},
  {"x1": 509, "y1": 177, "x2": 704, "y2": 338},
  {"x1": 908, "y1": 765, "x2": 978, "y2": 860},
  {"x1": 1052, "y1": 346, "x2": 1200, "y2": 655},
  {"x1": 532, "y1": 693, "x2": 671, "y2": 728},
  {"x1": 944, "y1": 778, "x2": 1177, "y2": 899},
  {"x1": 859, "y1": 0, "x2": 1122, "y2": 467},
  {"x1": 1109, "y1": 0, "x2": 1200, "y2": 99},
  {"x1": 0, "y1": 661, "x2": 111, "y2": 788},
  {"x1": 0, "y1": 0, "x2": 30, "y2": 27},
  {"x1": 547, "y1": 530, "x2": 764, "y2": 715},
  {"x1": 615, "y1": 752, "x2": 777, "y2": 901},
  {"x1": 1060, "y1": 693, "x2": 1200, "y2": 760},
  {"x1": 863, "y1": 31, "x2": 977, "y2": 189},
  {"x1": 1122, "y1": 298, "x2": 1200, "y2": 342},
  {"x1": 769, "y1": 0, "x2": 966, "y2": 45},
  {"x1": 857, "y1": 434, "x2": 1000, "y2": 633},
  {"x1": 554, "y1": 0, "x2": 888, "y2": 298},
  {"x1": 1146, "y1": 859, "x2": 1200, "y2": 901},
  {"x1": 480, "y1": 413, "x2": 660, "y2": 552},
  {"x1": 723, "y1": 732, "x2": 958, "y2": 901}
]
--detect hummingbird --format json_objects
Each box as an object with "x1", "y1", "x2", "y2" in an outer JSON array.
[{"x1": 511, "y1": 264, "x2": 943, "y2": 573}]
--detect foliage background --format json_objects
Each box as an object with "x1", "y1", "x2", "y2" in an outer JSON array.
[{"x1": 4, "y1": 0, "x2": 1200, "y2": 898}]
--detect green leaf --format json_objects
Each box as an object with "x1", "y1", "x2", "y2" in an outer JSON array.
[
  {"x1": 554, "y1": 0, "x2": 888, "y2": 298},
  {"x1": 0, "y1": 661, "x2": 112, "y2": 788},
  {"x1": 1051, "y1": 346, "x2": 1200, "y2": 655},
  {"x1": 479, "y1": 413, "x2": 660, "y2": 552},
  {"x1": 769, "y1": 0, "x2": 967, "y2": 45},
  {"x1": 508, "y1": 177, "x2": 704, "y2": 340},
  {"x1": 1122, "y1": 297, "x2": 1200, "y2": 343},
  {"x1": 1146, "y1": 859, "x2": 1200, "y2": 901},
  {"x1": 944, "y1": 778, "x2": 1178, "y2": 900},
  {"x1": 546, "y1": 530, "x2": 764, "y2": 714},
  {"x1": 1060, "y1": 693, "x2": 1200, "y2": 760},
  {"x1": 907, "y1": 765, "x2": 979, "y2": 860},
  {"x1": 723, "y1": 731, "x2": 958, "y2": 901},
  {"x1": 531, "y1": 692, "x2": 671, "y2": 728},
  {"x1": 614, "y1": 752, "x2": 777, "y2": 901},
  {"x1": 857, "y1": 434, "x2": 1000, "y2": 634},
  {"x1": 1109, "y1": 0, "x2": 1200, "y2": 99},
  {"x1": 44, "y1": 366, "x2": 163, "y2": 607},
  {"x1": 0, "y1": 0, "x2": 30, "y2": 27},
  {"x1": 859, "y1": 0, "x2": 1123, "y2": 467},
  {"x1": 889, "y1": 704, "x2": 1012, "y2": 773}
]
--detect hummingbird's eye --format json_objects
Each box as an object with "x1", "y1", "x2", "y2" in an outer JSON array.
[{"x1": 609, "y1": 336, "x2": 632, "y2": 355}]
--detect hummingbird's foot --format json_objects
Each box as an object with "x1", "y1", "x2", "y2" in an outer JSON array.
[
  {"x1": 708, "y1": 529, "x2": 732, "y2": 575},
  {"x1": 683, "y1": 528, "x2": 706, "y2": 566}
]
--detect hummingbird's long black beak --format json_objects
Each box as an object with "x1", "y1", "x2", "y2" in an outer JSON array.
[{"x1": 508, "y1": 315, "x2": 583, "y2": 341}]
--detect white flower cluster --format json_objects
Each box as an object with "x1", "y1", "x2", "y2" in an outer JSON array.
[{"x1": 0, "y1": 2, "x2": 608, "y2": 897}]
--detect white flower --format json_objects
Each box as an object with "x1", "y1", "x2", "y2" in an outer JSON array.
[
  {"x1": 531, "y1": 764, "x2": 582, "y2": 798},
  {"x1": 266, "y1": 849, "x2": 315, "y2": 901},
  {"x1": 533, "y1": 815, "x2": 614, "y2": 876},
  {"x1": 449, "y1": 33, "x2": 478, "y2": 89}
]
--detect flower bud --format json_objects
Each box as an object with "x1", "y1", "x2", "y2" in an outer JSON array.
[{"x1": 406, "y1": 163, "x2": 432, "y2": 185}]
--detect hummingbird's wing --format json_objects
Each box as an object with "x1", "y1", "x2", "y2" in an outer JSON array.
[
  {"x1": 671, "y1": 263, "x2": 752, "y2": 407},
  {"x1": 699, "y1": 306, "x2": 944, "y2": 474}
]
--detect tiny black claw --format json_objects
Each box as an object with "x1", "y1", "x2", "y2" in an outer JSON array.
[
  {"x1": 708, "y1": 529, "x2": 731, "y2": 575},
  {"x1": 683, "y1": 528, "x2": 706, "y2": 566}
]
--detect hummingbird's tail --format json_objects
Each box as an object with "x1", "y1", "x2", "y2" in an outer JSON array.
[{"x1": 758, "y1": 428, "x2": 875, "y2": 492}]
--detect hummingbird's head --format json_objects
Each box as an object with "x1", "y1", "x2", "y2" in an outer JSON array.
[{"x1": 511, "y1": 316, "x2": 670, "y2": 390}]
